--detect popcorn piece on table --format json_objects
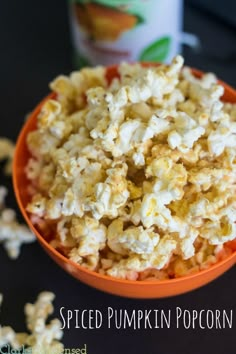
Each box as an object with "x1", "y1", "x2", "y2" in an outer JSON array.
[
  {"x1": 0, "y1": 292, "x2": 64, "y2": 354},
  {"x1": 0, "y1": 138, "x2": 15, "y2": 175},
  {"x1": 24, "y1": 292, "x2": 64, "y2": 354},
  {"x1": 0, "y1": 186, "x2": 35, "y2": 259}
]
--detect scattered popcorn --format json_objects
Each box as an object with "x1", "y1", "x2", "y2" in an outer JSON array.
[
  {"x1": 0, "y1": 138, "x2": 15, "y2": 175},
  {"x1": 0, "y1": 186, "x2": 35, "y2": 259},
  {"x1": 24, "y1": 292, "x2": 63, "y2": 353},
  {"x1": 0, "y1": 135, "x2": 35, "y2": 259},
  {"x1": 0, "y1": 292, "x2": 64, "y2": 354},
  {"x1": 25, "y1": 56, "x2": 236, "y2": 280}
]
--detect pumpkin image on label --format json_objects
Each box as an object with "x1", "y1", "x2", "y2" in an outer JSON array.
[
  {"x1": 69, "y1": 0, "x2": 183, "y2": 66},
  {"x1": 73, "y1": 2, "x2": 142, "y2": 41}
]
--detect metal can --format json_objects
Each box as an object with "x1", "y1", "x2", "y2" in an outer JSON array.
[{"x1": 69, "y1": 0, "x2": 183, "y2": 67}]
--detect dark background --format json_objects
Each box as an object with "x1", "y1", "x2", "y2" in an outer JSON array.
[{"x1": 0, "y1": 1, "x2": 235, "y2": 353}]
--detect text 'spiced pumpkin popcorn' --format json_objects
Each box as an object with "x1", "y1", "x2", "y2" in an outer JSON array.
[{"x1": 25, "y1": 56, "x2": 236, "y2": 280}]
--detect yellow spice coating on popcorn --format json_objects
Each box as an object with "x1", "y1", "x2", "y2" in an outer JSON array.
[{"x1": 26, "y1": 56, "x2": 236, "y2": 279}]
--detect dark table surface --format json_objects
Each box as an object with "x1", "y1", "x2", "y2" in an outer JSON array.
[{"x1": 0, "y1": 1, "x2": 235, "y2": 353}]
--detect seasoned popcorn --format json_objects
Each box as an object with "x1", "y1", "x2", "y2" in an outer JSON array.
[
  {"x1": 26, "y1": 56, "x2": 236, "y2": 280},
  {"x1": 0, "y1": 292, "x2": 64, "y2": 354},
  {"x1": 0, "y1": 186, "x2": 35, "y2": 259}
]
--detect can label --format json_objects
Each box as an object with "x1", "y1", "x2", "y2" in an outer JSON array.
[{"x1": 69, "y1": 0, "x2": 183, "y2": 67}]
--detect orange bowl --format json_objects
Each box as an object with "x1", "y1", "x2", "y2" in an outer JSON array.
[{"x1": 13, "y1": 65, "x2": 236, "y2": 298}]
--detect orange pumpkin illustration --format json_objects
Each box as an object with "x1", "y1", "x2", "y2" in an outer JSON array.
[{"x1": 73, "y1": 2, "x2": 138, "y2": 41}]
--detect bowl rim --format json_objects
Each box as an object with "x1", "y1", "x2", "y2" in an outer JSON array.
[{"x1": 13, "y1": 64, "x2": 236, "y2": 286}]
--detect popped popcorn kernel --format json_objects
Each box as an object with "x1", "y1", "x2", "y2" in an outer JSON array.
[
  {"x1": 0, "y1": 138, "x2": 15, "y2": 175},
  {"x1": 0, "y1": 186, "x2": 35, "y2": 259}
]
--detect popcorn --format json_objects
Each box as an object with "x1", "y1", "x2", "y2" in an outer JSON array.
[
  {"x1": 0, "y1": 135, "x2": 35, "y2": 259},
  {"x1": 50, "y1": 66, "x2": 106, "y2": 113},
  {"x1": 107, "y1": 235, "x2": 177, "y2": 279},
  {"x1": 88, "y1": 163, "x2": 129, "y2": 219},
  {"x1": 25, "y1": 292, "x2": 63, "y2": 352},
  {"x1": 38, "y1": 99, "x2": 61, "y2": 130},
  {"x1": 167, "y1": 113, "x2": 205, "y2": 152},
  {"x1": 68, "y1": 216, "x2": 106, "y2": 269},
  {"x1": 26, "y1": 56, "x2": 236, "y2": 280},
  {"x1": 107, "y1": 219, "x2": 159, "y2": 255},
  {"x1": 0, "y1": 138, "x2": 15, "y2": 175},
  {"x1": 0, "y1": 292, "x2": 64, "y2": 354},
  {"x1": 0, "y1": 187, "x2": 35, "y2": 259},
  {"x1": 208, "y1": 116, "x2": 236, "y2": 156}
]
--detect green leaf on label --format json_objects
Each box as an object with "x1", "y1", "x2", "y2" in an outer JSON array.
[{"x1": 139, "y1": 36, "x2": 171, "y2": 63}]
